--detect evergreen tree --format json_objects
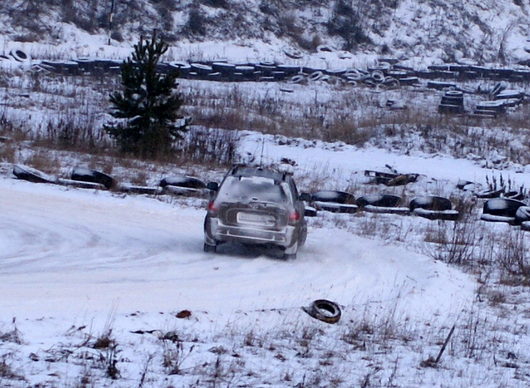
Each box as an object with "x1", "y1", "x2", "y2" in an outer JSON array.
[{"x1": 105, "y1": 33, "x2": 188, "y2": 157}]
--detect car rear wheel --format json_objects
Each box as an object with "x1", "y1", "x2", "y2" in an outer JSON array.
[{"x1": 203, "y1": 243, "x2": 217, "y2": 253}]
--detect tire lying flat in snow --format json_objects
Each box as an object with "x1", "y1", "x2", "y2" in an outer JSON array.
[
  {"x1": 119, "y1": 184, "x2": 162, "y2": 195},
  {"x1": 357, "y1": 194, "x2": 408, "y2": 214},
  {"x1": 12, "y1": 165, "x2": 56, "y2": 184},
  {"x1": 56, "y1": 178, "x2": 106, "y2": 190},
  {"x1": 159, "y1": 176, "x2": 206, "y2": 189},
  {"x1": 480, "y1": 198, "x2": 526, "y2": 224},
  {"x1": 356, "y1": 194, "x2": 401, "y2": 208},
  {"x1": 302, "y1": 299, "x2": 341, "y2": 324},
  {"x1": 514, "y1": 206, "x2": 530, "y2": 225},
  {"x1": 71, "y1": 167, "x2": 115, "y2": 189},
  {"x1": 311, "y1": 190, "x2": 357, "y2": 214},
  {"x1": 312, "y1": 190, "x2": 355, "y2": 204},
  {"x1": 313, "y1": 201, "x2": 358, "y2": 214},
  {"x1": 410, "y1": 196, "x2": 459, "y2": 221}
]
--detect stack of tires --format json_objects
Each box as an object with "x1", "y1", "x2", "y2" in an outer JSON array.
[
  {"x1": 473, "y1": 101, "x2": 505, "y2": 118},
  {"x1": 438, "y1": 90, "x2": 464, "y2": 114}
]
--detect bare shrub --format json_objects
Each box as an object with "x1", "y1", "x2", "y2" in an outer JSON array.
[
  {"x1": 92, "y1": 329, "x2": 115, "y2": 350},
  {"x1": 424, "y1": 220, "x2": 476, "y2": 265},
  {"x1": 0, "y1": 355, "x2": 24, "y2": 381},
  {"x1": 22, "y1": 150, "x2": 60, "y2": 173},
  {"x1": 178, "y1": 126, "x2": 239, "y2": 167},
  {"x1": 497, "y1": 230, "x2": 529, "y2": 283},
  {"x1": 0, "y1": 141, "x2": 17, "y2": 163},
  {"x1": 162, "y1": 336, "x2": 194, "y2": 375},
  {"x1": 39, "y1": 113, "x2": 104, "y2": 151},
  {"x1": 185, "y1": 8, "x2": 207, "y2": 35}
]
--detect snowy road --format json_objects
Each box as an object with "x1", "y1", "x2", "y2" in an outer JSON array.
[{"x1": 0, "y1": 178, "x2": 474, "y2": 322}]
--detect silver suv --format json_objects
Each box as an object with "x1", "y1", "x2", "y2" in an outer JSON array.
[{"x1": 203, "y1": 166, "x2": 307, "y2": 259}]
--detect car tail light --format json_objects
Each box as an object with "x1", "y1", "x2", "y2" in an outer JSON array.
[
  {"x1": 288, "y1": 211, "x2": 300, "y2": 225},
  {"x1": 207, "y1": 201, "x2": 218, "y2": 216}
]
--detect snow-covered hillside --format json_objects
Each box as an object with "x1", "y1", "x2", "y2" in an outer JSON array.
[{"x1": 1, "y1": 0, "x2": 530, "y2": 65}]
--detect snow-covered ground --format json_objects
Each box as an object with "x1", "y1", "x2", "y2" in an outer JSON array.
[
  {"x1": 1, "y1": 134, "x2": 529, "y2": 386},
  {"x1": 1, "y1": 15, "x2": 529, "y2": 383}
]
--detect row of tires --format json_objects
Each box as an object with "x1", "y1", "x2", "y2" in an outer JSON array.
[
  {"x1": 427, "y1": 64, "x2": 530, "y2": 82},
  {"x1": 27, "y1": 57, "x2": 530, "y2": 94},
  {"x1": 12, "y1": 165, "x2": 207, "y2": 196},
  {"x1": 3, "y1": 47, "x2": 528, "y2": 88},
  {"x1": 304, "y1": 191, "x2": 460, "y2": 221},
  {"x1": 306, "y1": 190, "x2": 530, "y2": 229},
  {"x1": 12, "y1": 165, "x2": 529, "y2": 229},
  {"x1": 0, "y1": 50, "x2": 30, "y2": 63}
]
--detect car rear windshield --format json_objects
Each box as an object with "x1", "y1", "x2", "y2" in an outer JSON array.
[{"x1": 216, "y1": 176, "x2": 289, "y2": 203}]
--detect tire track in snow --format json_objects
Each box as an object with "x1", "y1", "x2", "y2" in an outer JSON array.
[{"x1": 0, "y1": 178, "x2": 475, "y2": 320}]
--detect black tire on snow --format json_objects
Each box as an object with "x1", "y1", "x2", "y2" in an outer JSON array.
[
  {"x1": 71, "y1": 168, "x2": 115, "y2": 189},
  {"x1": 356, "y1": 194, "x2": 401, "y2": 208},
  {"x1": 483, "y1": 198, "x2": 526, "y2": 218},
  {"x1": 409, "y1": 196, "x2": 452, "y2": 212},
  {"x1": 515, "y1": 206, "x2": 530, "y2": 225},
  {"x1": 204, "y1": 243, "x2": 217, "y2": 253},
  {"x1": 311, "y1": 190, "x2": 355, "y2": 204},
  {"x1": 12, "y1": 164, "x2": 55, "y2": 184},
  {"x1": 10, "y1": 49, "x2": 28, "y2": 62},
  {"x1": 159, "y1": 176, "x2": 206, "y2": 189},
  {"x1": 302, "y1": 299, "x2": 341, "y2": 324}
]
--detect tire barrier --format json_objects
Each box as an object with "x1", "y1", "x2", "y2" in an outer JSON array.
[
  {"x1": 118, "y1": 184, "x2": 162, "y2": 195},
  {"x1": 371, "y1": 70, "x2": 385, "y2": 83},
  {"x1": 311, "y1": 190, "x2": 355, "y2": 204},
  {"x1": 12, "y1": 164, "x2": 55, "y2": 184},
  {"x1": 356, "y1": 194, "x2": 409, "y2": 214},
  {"x1": 283, "y1": 48, "x2": 303, "y2": 59},
  {"x1": 28, "y1": 57, "x2": 530, "y2": 105},
  {"x1": 9, "y1": 49, "x2": 29, "y2": 62},
  {"x1": 364, "y1": 170, "x2": 419, "y2": 186},
  {"x1": 159, "y1": 175, "x2": 206, "y2": 189},
  {"x1": 190, "y1": 63, "x2": 213, "y2": 75},
  {"x1": 503, "y1": 191, "x2": 526, "y2": 201},
  {"x1": 304, "y1": 206, "x2": 318, "y2": 217},
  {"x1": 313, "y1": 201, "x2": 358, "y2": 213},
  {"x1": 356, "y1": 194, "x2": 401, "y2": 208},
  {"x1": 289, "y1": 74, "x2": 305, "y2": 84},
  {"x1": 71, "y1": 167, "x2": 115, "y2": 189},
  {"x1": 159, "y1": 176, "x2": 207, "y2": 197},
  {"x1": 410, "y1": 196, "x2": 459, "y2": 221},
  {"x1": 480, "y1": 198, "x2": 526, "y2": 224},
  {"x1": 311, "y1": 190, "x2": 357, "y2": 214},
  {"x1": 515, "y1": 206, "x2": 530, "y2": 225},
  {"x1": 56, "y1": 178, "x2": 106, "y2": 190},
  {"x1": 439, "y1": 90, "x2": 464, "y2": 114},
  {"x1": 302, "y1": 299, "x2": 341, "y2": 324},
  {"x1": 308, "y1": 71, "x2": 324, "y2": 82},
  {"x1": 476, "y1": 188, "x2": 504, "y2": 199},
  {"x1": 473, "y1": 100, "x2": 506, "y2": 117}
]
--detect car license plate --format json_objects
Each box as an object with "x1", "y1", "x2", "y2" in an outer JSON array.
[{"x1": 237, "y1": 212, "x2": 274, "y2": 225}]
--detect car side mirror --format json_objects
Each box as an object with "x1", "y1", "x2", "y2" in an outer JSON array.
[
  {"x1": 207, "y1": 181, "x2": 219, "y2": 191},
  {"x1": 299, "y1": 192, "x2": 312, "y2": 202}
]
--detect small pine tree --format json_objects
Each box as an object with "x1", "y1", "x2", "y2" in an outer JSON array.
[{"x1": 104, "y1": 33, "x2": 188, "y2": 157}]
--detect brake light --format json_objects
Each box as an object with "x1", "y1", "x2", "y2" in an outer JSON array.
[
  {"x1": 207, "y1": 201, "x2": 218, "y2": 216},
  {"x1": 288, "y1": 211, "x2": 300, "y2": 224}
]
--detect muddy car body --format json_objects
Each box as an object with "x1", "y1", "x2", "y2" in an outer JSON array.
[{"x1": 203, "y1": 166, "x2": 307, "y2": 259}]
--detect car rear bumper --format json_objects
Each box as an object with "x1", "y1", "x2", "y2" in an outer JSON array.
[{"x1": 205, "y1": 217, "x2": 295, "y2": 247}]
